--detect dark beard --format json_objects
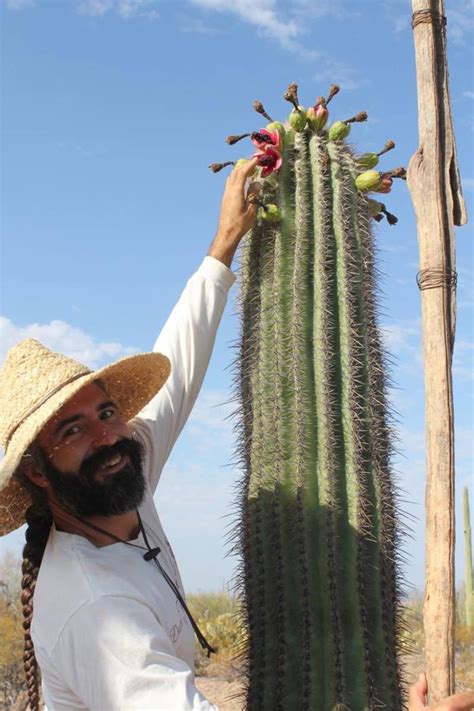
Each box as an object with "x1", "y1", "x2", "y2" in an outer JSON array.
[{"x1": 40, "y1": 437, "x2": 146, "y2": 518}]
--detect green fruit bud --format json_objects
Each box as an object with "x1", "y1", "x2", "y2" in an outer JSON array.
[
  {"x1": 357, "y1": 153, "x2": 379, "y2": 169},
  {"x1": 355, "y1": 170, "x2": 383, "y2": 192},
  {"x1": 328, "y1": 121, "x2": 351, "y2": 142},
  {"x1": 261, "y1": 204, "x2": 282, "y2": 223},
  {"x1": 368, "y1": 199, "x2": 383, "y2": 217},
  {"x1": 266, "y1": 121, "x2": 286, "y2": 138},
  {"x1": 288, "y1": 107, "x2": 307, "y2": 132}
]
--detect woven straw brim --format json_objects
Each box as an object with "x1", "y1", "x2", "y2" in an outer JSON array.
[{"x1": 0, "y1": 351, "x2": 170, "y2": 535}]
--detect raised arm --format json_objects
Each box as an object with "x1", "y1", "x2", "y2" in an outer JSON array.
[{"x1": 132, "y1": 158, "x2": 260, "y2": 491}]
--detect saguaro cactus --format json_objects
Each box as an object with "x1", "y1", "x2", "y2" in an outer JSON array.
[{"x1": 212, "y1": 84, "x2": 407, "y2": 710}]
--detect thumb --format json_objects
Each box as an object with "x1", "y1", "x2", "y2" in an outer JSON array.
[
  {"x1": 246, "y1": 181, "x2": 262, "y2": 202},
  {"x1": 245, "y1": 182, "x2": 263, "y2": 217},
  {"x1": 408, "y1": 673, "x2": 428, "y2": 710}
]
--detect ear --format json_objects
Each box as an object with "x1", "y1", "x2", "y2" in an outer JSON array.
[{"x1": 21, "y1": 458, "x2": 49, "y2": 489}]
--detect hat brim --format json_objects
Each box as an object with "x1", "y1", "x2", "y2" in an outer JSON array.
[{"x1": 0, "y1": 351, "x2": 170, "y2": 536}]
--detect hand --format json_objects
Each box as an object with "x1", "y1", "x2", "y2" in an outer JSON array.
[
  {"x1": 208, "y1": 157, "x2": 262, "y2": 267},
  {"x1": 409, "y1": 673, "x2": 474, "y2": 711}
]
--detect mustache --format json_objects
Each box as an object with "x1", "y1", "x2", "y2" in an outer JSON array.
[{"x1": 79, "y1": 438, "x2": 142, "y2": 482}]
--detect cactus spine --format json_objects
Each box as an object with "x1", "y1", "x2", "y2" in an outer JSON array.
[
  {"x1": 463, "y1": 486, "x2": 473, "y2": 628},
  {"x1": 226, "y1": 87, "x2": 406, "y2": 710}
]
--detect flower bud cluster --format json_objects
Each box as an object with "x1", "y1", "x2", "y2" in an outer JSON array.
[{"x1": 209, "y1": 84, "x2": 404, "y2": 227}]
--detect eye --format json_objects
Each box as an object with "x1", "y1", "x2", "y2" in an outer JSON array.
[
  {"x1": 100, "y1": 408, "x2": 116, "y2": 420},
  {"x1": 62, "y1": 424, "x2": 81, "y2": 440}
]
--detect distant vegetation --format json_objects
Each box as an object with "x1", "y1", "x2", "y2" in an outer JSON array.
[{"x1": 1, "y1": 554, "x2": 472, "y2": 708}]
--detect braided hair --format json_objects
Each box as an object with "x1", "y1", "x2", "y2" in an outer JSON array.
[{"x1": 16, "y1": 455, "x2": 53, "y2": 711}]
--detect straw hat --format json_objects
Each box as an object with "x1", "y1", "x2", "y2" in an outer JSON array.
[{"x1": 0, "y1": 338, "x2": 171, "y2": 535}]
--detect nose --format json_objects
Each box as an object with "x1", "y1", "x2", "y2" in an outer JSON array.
[{"x1": 90, "y1": 420, "x2": 119, "y2": 449}]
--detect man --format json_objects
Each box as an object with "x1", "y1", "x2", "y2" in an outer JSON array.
[
  {"x1": 0, "y1": 158, "x2": 472, "y2": 711},
  {"x1": 0, "y1": 158, "x2": 261, "y2": 710}
]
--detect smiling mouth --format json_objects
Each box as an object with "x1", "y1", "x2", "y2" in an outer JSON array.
[{"x1": 97, "y1": 452, "x2": 129, "y2": 476}]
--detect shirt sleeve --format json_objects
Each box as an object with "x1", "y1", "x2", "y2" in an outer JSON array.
[
  {"x1": 50, "y1": 595, "x2": 219, "y2": 711},
  {"x1": 131, "y1": 257, "x2": 236, "y2": 493}
]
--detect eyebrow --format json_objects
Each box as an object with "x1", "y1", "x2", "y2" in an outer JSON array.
[{"x1": 53, "y1": 400, "x2": 118, "y2": 435}]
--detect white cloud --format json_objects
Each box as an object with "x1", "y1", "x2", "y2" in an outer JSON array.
[
  {"x1": 189, "y1": 0, "x2": 300, "y2": 44},
  {"x1": 314, "y1": 61, "x2": 369, "y2": 92},
  {"x1": 0, "y1": 316, "x2": 137, "y2": 369},
  {"x1": 187, "y1": 389, "x2": 235, "y2": 452},
  {"x1": 4, "y1": 0, "x2": 35, "y2": 8},
  {"x1": 463, "y1": 91, "x2": 474, "y2": 99},
  {"x1": 448, "y1": 1, "x2": 474, "y2": 45},
  {"x1": 179, "y1": 16, "x2": 219, "y2": 34},
  {"x1": 453, "y1": 340, "x2": 474, "y2": 382},
  {"x1": 77, "y1": 0, "x2": 159, "y2": 20},
  {"x1": 392, "y1": 14, "x2": 409, "y2": 33}
]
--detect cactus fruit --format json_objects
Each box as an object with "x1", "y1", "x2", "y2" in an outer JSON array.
[
  {"x1": 357, "y1": 140, "x2": 396, "y2": 169},
  {"x1": 222, "y1": 85, "x2": 406, "y2": 710},
  {"x1": 289, "y1": 107, "x2": 308, "y2": 132},
  {"x1": 357, "y1": 153, "x2": 380, "y2": 169},
  {"x1": 259, "y1": 203, "x2": 282, "y2": 223},
  {"x1": 328, "y1": 119, "x2": 351, "y2": 141},
  {"x1": 356, "y1": 170, "x2": 384, "y2": 192},
  {"x1": 266, "y1": 121, "x2": 286, "y2": 138},
  {"x1": 307, "y1": 98, "x2": 329, "y2": 132}
]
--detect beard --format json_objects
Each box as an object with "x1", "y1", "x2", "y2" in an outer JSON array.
[{"x1": 39, "y1": 437, "x2": 146, "y2": 518}]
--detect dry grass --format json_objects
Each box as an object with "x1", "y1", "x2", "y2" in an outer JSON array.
[{"x1": 189, "y1": 589, "x2": 474, "y2": 691}]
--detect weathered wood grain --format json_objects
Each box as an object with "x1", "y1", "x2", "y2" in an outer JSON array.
[{"x1": 407, "y1": 0, "x2": 467, "y2": 703}]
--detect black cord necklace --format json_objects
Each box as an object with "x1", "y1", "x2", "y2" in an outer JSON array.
[{"x1": 60, "y1": 507, "x2": 216, "y2": 657}]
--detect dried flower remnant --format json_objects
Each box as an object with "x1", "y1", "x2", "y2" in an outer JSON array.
[
  {"x1": 283, "y1": 82, "x2": 300, "y2": 111},
  {"x1": 325, "y1": 83, "x2": 340, "y2": 104},
  {"x1": 208, "y1": 161, "x2": 235, "y2": 173},
  {"x1": 226, "y1": 133, "x2": 251, "y2": 145},
  {"x1": 253, "y1": 100, "x2": 273, "y2": 123},
  {"x1": 375, "y1": 175, "x2": 393, "y2": 194}
]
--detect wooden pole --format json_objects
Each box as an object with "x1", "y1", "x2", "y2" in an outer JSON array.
[
  {"x1": 407, "y1": 0, "x2": 467, "y2": 703},
  {"x1": 464, "y1": 486, "x2": 473, "y2": 629}
]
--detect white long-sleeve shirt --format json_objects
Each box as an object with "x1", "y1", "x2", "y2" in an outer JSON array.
[{"x1": 31, "y1": 256, "x2": 236, "y2": 711}]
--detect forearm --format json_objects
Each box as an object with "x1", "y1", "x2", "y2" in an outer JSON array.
[
  {"x1": 207, "y1": 232, "x2": 240, "y2": 268},
  {"x1": 209, "y1": 156, "x2": 261, "y2": 268}
]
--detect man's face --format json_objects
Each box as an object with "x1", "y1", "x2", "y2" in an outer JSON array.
[{"x1": 32, "y1": 382, "x2": 146, "y2": 517}]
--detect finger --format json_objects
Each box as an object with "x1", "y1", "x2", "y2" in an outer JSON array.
[
  {"x1": 408, "y1": 675, "x2": 427, "y2": 710},
  {"x1": 233, "y1": 156, "x2": 260, "y2": 186},
  {"x1": 438, "y1": 691, "x2": 474, "y2": 710},
  {"x1": 246, "y1": 181, "x2": 262, "y2": 199}
]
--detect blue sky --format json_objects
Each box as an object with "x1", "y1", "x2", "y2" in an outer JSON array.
[{"x1": 1, "y1": 0, "x2": 473, "y2": 594}]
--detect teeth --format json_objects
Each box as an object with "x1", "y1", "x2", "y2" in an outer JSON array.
[{"x1": 100, "y1": 453, "x2": 122, "y2": 470}]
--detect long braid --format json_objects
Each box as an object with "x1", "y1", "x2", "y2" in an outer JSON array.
[{"x1": 17, "y1": 467, "x2": 53, "y2": 711}]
